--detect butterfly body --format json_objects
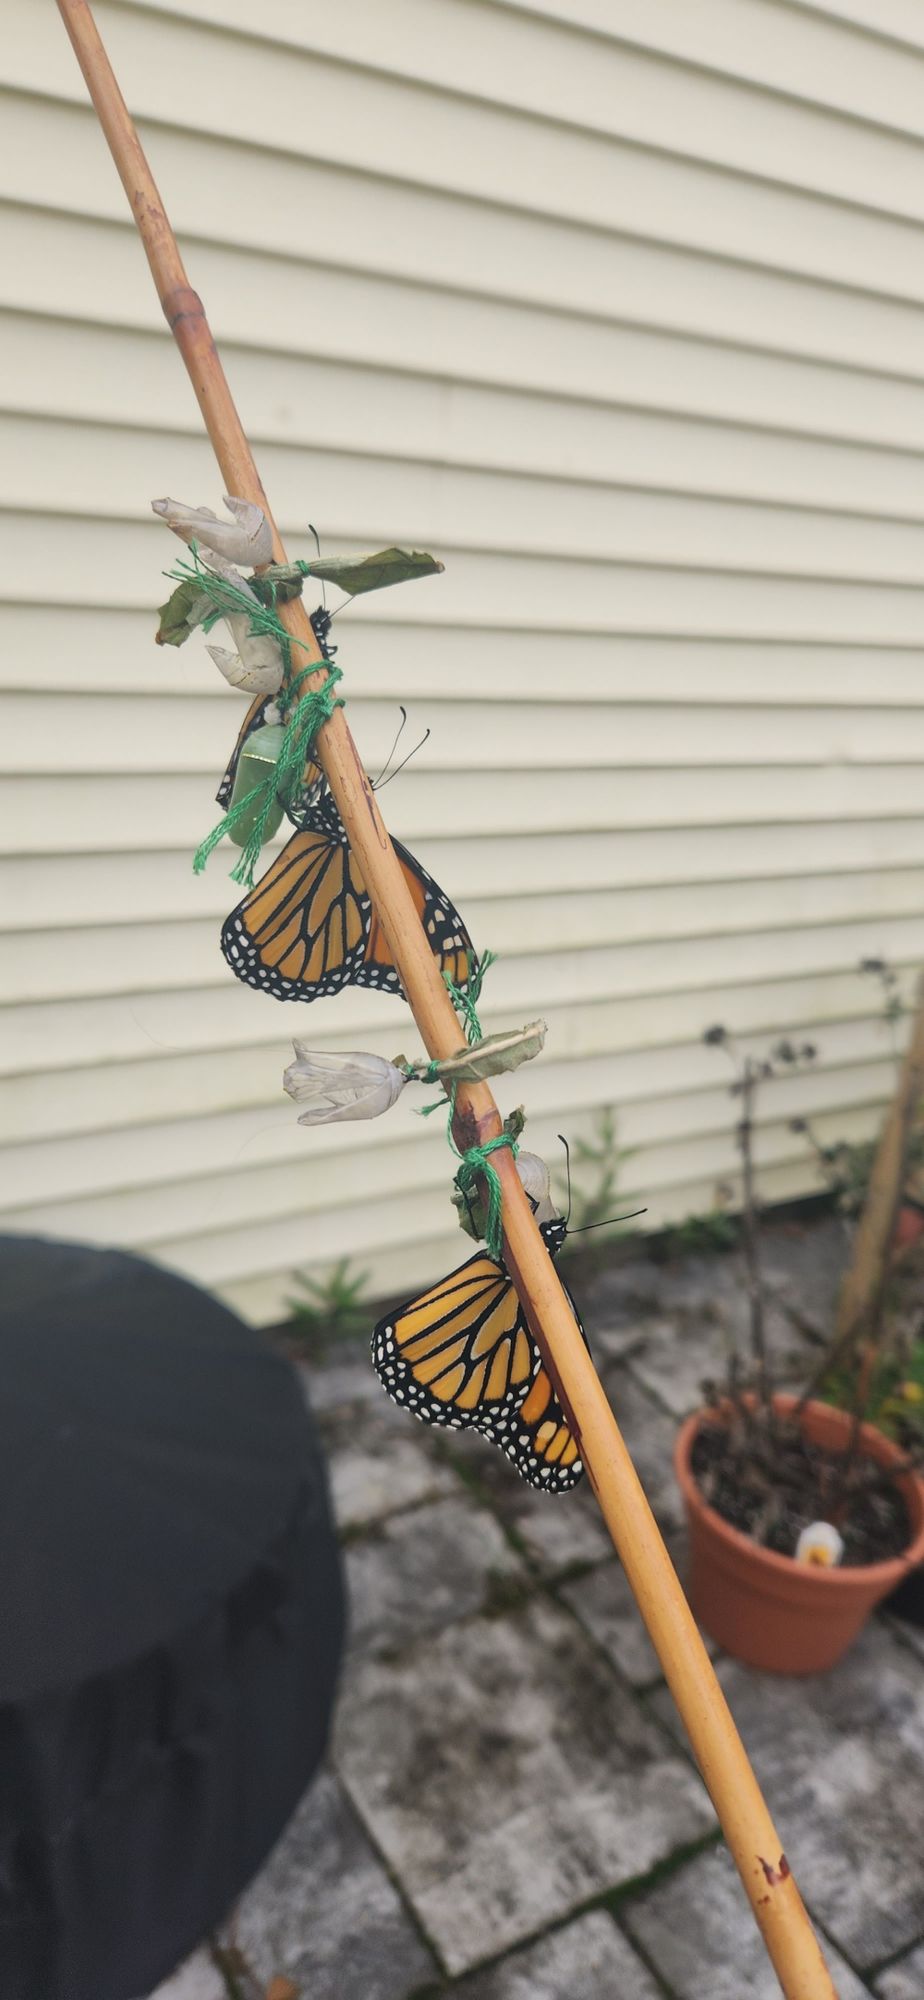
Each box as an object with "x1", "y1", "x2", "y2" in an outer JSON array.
[{"x1": 372, "y1": 1217, "x2": 585, "y2": 1492}]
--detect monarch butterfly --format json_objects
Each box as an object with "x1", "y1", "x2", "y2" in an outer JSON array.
[
  {"x1": 372, "y1": 1216, "x2": 586, "y2": 1492},
  {"x1": 220, "y1": 785, "x2": 475, "y2": 1001},
  {"x1": 216, "y1": 605, "x2": 334, "y2": 814}
]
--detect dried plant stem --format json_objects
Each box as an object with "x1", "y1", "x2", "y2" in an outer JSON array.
[
  {"x1": 796, "y1": 983, "x2": 924, "y2": 1427},
  {"x1": 737, "y1": 1059, "x2": 769, "y2": 1405},
  {"x1": 833, "y1": 974, "x2": 924, "y2": 1355},
  {"x1": 55, "y1": 7, "x2": 837, "y2": 1991}
]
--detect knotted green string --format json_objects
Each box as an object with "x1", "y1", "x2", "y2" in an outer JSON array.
[
  {"x1": 177, "y1": 550, "x2": 344, "y2": 886},
  {"x1": 194, "y1": 663, "x2": 343, "y2": 885},
  {"x1": 453, "y1": 1131, "x2": 518, "y2": 1262},
  {"x1": 167, "y1": 549, "x2": 309, "y2": 660},
  {"x1": 417, "y1": 951, "x2": 518, "y2": 1258},
  {"x1": 419, "y1": 952, "x2": 496, "y2": 1102}
]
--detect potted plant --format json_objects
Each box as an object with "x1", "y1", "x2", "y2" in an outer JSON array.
[{"x1": 673, "y1": 1011, "x2": 924, "y2": 1675}]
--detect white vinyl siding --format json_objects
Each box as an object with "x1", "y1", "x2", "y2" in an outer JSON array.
[{"x1": 1, "y1": 0, "x2": 922, "y2": 1320}]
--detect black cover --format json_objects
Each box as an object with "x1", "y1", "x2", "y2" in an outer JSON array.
[{"x1": 0, "y1": 1235, "x2": 345, "y2": 2000}]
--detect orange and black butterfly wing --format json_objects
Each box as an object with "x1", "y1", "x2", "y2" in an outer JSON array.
[
  {"x1": 496, "y1": 1268, "x2": 585, "y2": 1492},
  {"x1": 373, "y1": 1214, "x2": 586, "y2": 1492},
  {"x1": 221, "y1": 785, "x2": 475, "y2": 1002},
  {"x1": 372, "y1": 1251, "x2": 540, "y2": 1438},
  {"x1": 216, "y1": 693, "x2": 273, "y2": 809},
  {"x1": 220, "y1": 820, "x2": 369, "y2": 999},
  {"x1": 358, "y1": 833, "x2": 475, "y2": 994}
]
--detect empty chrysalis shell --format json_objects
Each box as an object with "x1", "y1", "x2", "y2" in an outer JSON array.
[
  {"x1": 516, "y1": 1150, "x2": 559, "y2": 1225},
  {"x1": 151, "y1": 494, "x2": 273, "y2": 567},
  {"x1": 453, "y1": 1148, "x2": 559, "y2": 1245},
  {"x1": 206, "y1": 641, "x2": 284, "y2": 697}
]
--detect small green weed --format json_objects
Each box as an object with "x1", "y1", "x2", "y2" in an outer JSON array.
[
  {"x1": 285, "y1": 1256, "x2": 371, "y2": 1354},
  {"x1": 824, "y1": 1334, "x2": 924, "y2": 1445},
  {"x1": 653, "y1": 1202, "x2": 739, "y2": 1262},
  {"x1": 557, "y1": 1106, "x2": 635, "y2": 1270}
]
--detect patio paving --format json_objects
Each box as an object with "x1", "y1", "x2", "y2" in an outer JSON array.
[{"x1": 148, "y1": 1218, "x2": 924, "y2": 1999}]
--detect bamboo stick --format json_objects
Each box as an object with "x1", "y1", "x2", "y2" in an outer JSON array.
[
  {"x1": 55, "y1": 7, "x2": 838, "y2": 1990},
  {"x1": 833, "y1": 973, "x2": 924, "y2": 1349}
]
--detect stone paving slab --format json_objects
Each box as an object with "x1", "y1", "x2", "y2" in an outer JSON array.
[
  {"x1": 626, "y1": 1298, "x2": 799, "y2": 1420},
  {"x1": 345, "y1": 1495, "x2": 524, "y2": 1659},
  {"x1": 455, "y1": 1363, "x2": 683, "y2": 1579},
  {"x1": 320, "y1": 1391, "x2": 458, "y2": 1531},
  {"x1": 561, "y1": 1531, "x2": 717, "y2": 1687},
  {"x1": 434, "y1": 1422, "x2": 617, "y2": 1575},
  {"x1": 623, "y1": 1843, "x2": 874, "y2": 1998},
  {"x1": 887, "y1": 1612, "x2": 924, "y2": 1667},
  {"x1": 876, "y1": 1940, "x2": 924, "y2": 1997},
  {"x1": 596, "y1": 1365, "x2": 686, "y2": 1530},
  {"x1": 758, "y1": 1216, "x2": 849, "y2": 1336},
  {"x1": 509, "y1": 1482, "x2": 614, "y2": 1575},
  {"x1": 231, "y1": 1770, "x2": 436, "y2": 2000},
  {"x1": 298, "y1": 1345, "x2": 383, "y2": 1415},
  {"x1": 650, "y1": 1619, "x2": 924, "y2": 1971},
  {"x1": 143, "y1": 1952, "x2": 226, "y2": 2000},
  {"x1": 335, "y1": 1596, "x2": 715, "y2": 1976},
  {"x1": 452, "y1": 1909, "x2": 662, "y2": 1999}
]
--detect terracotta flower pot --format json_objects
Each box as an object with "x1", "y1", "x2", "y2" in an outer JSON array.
[{"x1": 674, "y1": 1394, "x2": 924, "y2": 1674}]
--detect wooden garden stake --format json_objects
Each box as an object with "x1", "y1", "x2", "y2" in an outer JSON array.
[
  {"x1": 56, "y1": 6, "x2": 839, "y2": 1991},
  {"x1": 833, "y1": 973, "x2": 924, "y2": 1352}
]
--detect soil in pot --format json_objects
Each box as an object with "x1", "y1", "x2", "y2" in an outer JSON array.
[{"x1": 691, "y1": 1415, "x2": 911, "y2": 1566}]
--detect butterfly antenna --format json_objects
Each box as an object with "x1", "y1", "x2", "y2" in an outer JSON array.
[
  {"x1": 307, "y1": 521, "x2": 326, "y2": 609},
  {"x1": 568, "y1": 1208, "x2": 647, "y2": 1236},
  {"x1": 374, "y1": 724, "x2": 431, "y2": 792},
  {"x1": 370, "y1": 707, "x2": 408, "y2": 790},
  {"x1": 557, "y1": 1134, "x2": 573, "y2": 1227}
]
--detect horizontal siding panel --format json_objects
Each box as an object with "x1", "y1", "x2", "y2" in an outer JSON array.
[
  {"x1": 8, "y1": 414, "x2": 924, "y2": 583},
  {"x1": 0, "y1": 1045, "x2": 893, "y2": 1214},
  {"x1": 7, "y1": 95, "x2": 924, "y2": 378},
  {"x1": 8, "y1": 225, "x2": 924, "y2": 455},
  {"x1": 11, "y1": 690, "x2": 924, "y2": 776},
  {"x1": 6, "y1": 765, "x2": 924, "y2": 856},
  {"x1": 11, "y1": 314, "x2": 924, "y2": 523},
  {"x1": 802, "y1": 4, "x2": 924, "y2": 48},
  {"x1": 111, "y1": 0, "x2": 924, "y2": 225},
  {"x1": 6, "y1": 821, "x2": 924, "y2": 933},
  {"x1": 4, "y1": 902, "x2": 923, "y2": 1010},
  {"x1": 496, "y1": 0, "x2": 924, "y2": 139},
  {"x1": 1, "y1": 961, "x2": 914, "y2": 1081},
  {"x1": 7, "y1": 515, "x2": 924, "y2": 644},
  {"x1": 0, "y1": 1006, "x2": 899, "y2": 1149},
  {"x1": 3, "y1": 2, "x2": 923, "y2": 1309},
  {"x1": 8, "y1": 2, "x2": 924, "y2": 296},
  {"x1": 9, "y1": 606, "x2": 924, "y2": 711}
]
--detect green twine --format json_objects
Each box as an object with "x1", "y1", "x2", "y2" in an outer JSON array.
[
  {"x1": 193, "y1": 664, "x2": 342, "y2": 885},
  {"x1": 416, "y1": 951, "x2": 518, "y2": 1258},
  {"x1": 247, "y1": 560, "x2": 312, "y2": 609},
  {"x1": 453, "y1": 1131, "x2": 518, "y2": 1262},
  {"x1": 167, "y1": 549, "x2": 307, "y2": 670},
  {"x1": 445, "y1": 949, "x2": 494, "y2": 1045},
  {"x1": 418, "y1": 951, "x2": 496, "y2": 1106},
  {"x1": 178, "y1": 550, "x2": 344, "y2": 886}
]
